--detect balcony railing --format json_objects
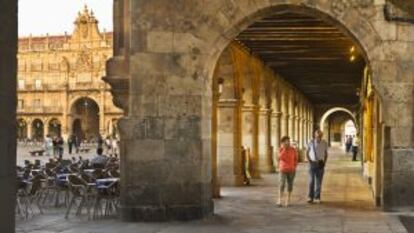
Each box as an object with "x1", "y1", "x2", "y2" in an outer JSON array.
[
  {"x1": 17, "y1": 106, "x2": 63, "y2": 114},
  {"x1": 17, "y1": 82, "x2": 108, "y2": 91}
]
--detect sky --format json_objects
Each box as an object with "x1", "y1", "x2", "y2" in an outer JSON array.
[{"x1": 18, "y1": 0, "x2": 113, "y2": 37}]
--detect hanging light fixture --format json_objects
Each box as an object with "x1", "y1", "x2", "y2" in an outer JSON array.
[{"x1": 349, "y1": 46, "x2": 356, "y2": 62}]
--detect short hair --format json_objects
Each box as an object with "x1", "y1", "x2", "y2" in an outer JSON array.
[
  {"x1": 280, "y1": 136, "x2": 290, "y2": 143},
  {"x1": 97, "y1": 148, "x2": 103, "y2": 155}
]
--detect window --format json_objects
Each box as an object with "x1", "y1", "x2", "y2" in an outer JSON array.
[
  {"x1": 17, "y1": 99, "x2": 24, "y2": 109},
  {"x1": 34, "y1": 79, "x2": 42, "y2": 90},
  {"x1": 33, "y1": 99, "x2": 41, "y2": 107},
  {"x1": 18, "y1": 80, "x2": 25, "y2": 90}
]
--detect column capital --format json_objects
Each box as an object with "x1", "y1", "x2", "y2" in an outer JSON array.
[
  {"x1": 242, "y1": 104, "x2": 259, "y2": 112},
  {"x1": 259, "y1": 108, "x2": 272, "y2": 115},
  {"x1": 218, "y1": 98, "x2": 242, "y2": 108},
  {"x1": 272, "y1": 111, "x2": 282, "y2": 117}
]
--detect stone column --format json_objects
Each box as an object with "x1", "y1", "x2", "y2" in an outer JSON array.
[
  {"x1": 288, "y1": 95, "x2": 295, "y2": 140},
  {"x1": 242, "y1": 105, "x2": 260, "y2": 179},
  {"x1": 62, "y1": 89, "x2": 69, "y2": 140},
  {"x1": 296, "y1": 116, "x2": 301, "y2": 149},
  {"x1": 303, "y1": 119, "x2": 309, "y2": 147},
  {"x1": 289, "y1": 115, "x2": 295, "y2": 141},
  {"x1": 27, "y1": 119, "x2": 33, "y2": 140},
  {"x1": 217, "y1": 99, "x2": 244, "y2": 186},
  {"x1": 280, "y1": 92, "x2": 289, "y2": 138},
  {"x1": 272, "y1": 112, "x2": 281, "y2": 171},
  {"x1": 258, "y1": 108, "x2": 274, "y2": 173},
  {"x1": 0, "y1": 1, "x2": 17, "y2": 232},
  {"x1": 99, "y1": 90, "x2": 105, "y2": 136}
]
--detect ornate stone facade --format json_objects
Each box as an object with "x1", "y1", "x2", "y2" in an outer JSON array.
[{"x1": 17, "y1": 6, "x2": 122, "y2": 141}]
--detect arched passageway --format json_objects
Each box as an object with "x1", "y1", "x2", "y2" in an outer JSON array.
[
  {"x1": 70, "y1": 97, "x2": 100, "y2": 141},
  {"x1": 318, "y1": 108, "x2": 356, "y2": 146},
  {"x1": 31, "y1": 119, "x2": 44, "y2": 141},
  {"x1": 48, "y1": 118, "x2": 61, "y2": 138},
  {"x1": 209, "y1": 8, "x2": 370, "y2": 202},
  {"x1": 17, "y1": 118, "x2": 28, "y2": 140}
]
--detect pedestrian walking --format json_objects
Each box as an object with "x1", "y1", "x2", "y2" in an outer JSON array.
[
  {"x1": 75, "y1": 135, "x2": 81, "y2": 153},
  {"x1": 52, "y1": 137, "x2": 58, "y2": 156},
  {"x1": 111, "y1": 137, "x2": 119, "y2": 157},
  {"x1": 44, "y1": 135, "x2": 53, "y2": 156},
  {"x1": 67, "y1": 134, "x2": 75, "y2": 154},
  {"x1": 57, "y1": 136, "x2": 64, "y2": 158},
  {"x1": 277, "y1": 136, "x2": 298, "y2": 207},
  {"x1": 306, "y1": 129, "x2": 329, "y2": 204},
  {"x1": 352, "y1": 134, "x2": 359, "y2": 161},
  {"x1": 345, "y1": 135, "x2": 352, "y2": 153}
]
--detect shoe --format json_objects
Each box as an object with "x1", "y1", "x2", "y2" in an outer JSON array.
[
  {"x1": 285, "y1": 193, "x2": 291, "y2": 207},
  {"x1": 276, "y1": 199, "x2": 282, "y2": 207},
  {"x1": 307, "y1": 198, "x2": 313, "y2": 204},
  {"x1": 314, "y1": 199, "x2": 321, "y2": 204}
]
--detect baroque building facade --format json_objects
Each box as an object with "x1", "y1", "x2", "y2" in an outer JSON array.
[{"x1": 16, "y1": 6, "x2": 122, "y2": 141}]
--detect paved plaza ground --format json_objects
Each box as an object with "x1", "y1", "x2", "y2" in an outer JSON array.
[
  {"x1": 16, "y1": 147, "x2": 411, "y2": 233},
  {"x1": 17, "y1": 143, "x2": 99, "y2": 166}
]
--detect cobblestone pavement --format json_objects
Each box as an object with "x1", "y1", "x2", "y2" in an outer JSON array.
[{"x1": 16, "y1": 147, "x2": 408, "y2": 233}]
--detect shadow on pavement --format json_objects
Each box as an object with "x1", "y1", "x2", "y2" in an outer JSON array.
[{"x1": 400, "y1": 216, "x2": 414, "y2": 233}]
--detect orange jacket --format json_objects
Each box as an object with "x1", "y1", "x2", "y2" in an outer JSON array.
[{"x1": 278, "y1": 146, "x2": 298, "y2": 172}]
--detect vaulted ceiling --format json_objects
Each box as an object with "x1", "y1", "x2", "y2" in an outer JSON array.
[{"x1": 236, "y1": 12, "x2": 366, "y2": 105}]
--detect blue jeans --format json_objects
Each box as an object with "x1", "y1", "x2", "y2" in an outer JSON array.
[{"x1": 308, "y1": 162, "x2": 324, "y2": 200}]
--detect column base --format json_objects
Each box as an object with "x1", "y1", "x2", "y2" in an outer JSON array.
[
  {"x1": 212, "y1": 181, "x2": 221, "y2": 198},
  {"x1": 121, "y1": 202, "x2": 214, "y2": 222},
  {"x1": 260, "y1": 165, "x2": 276, "y2": 174}
]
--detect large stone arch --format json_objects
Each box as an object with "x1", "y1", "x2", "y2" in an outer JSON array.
[
  {"x1": 319, "y1": 107, "x2": 356, "y2": 131},
  {"x1": 206, "y1": 3, "x2": 381, "y2": 82}
]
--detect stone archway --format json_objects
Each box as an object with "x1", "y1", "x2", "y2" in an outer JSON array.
[
  {"x1": 17, "y1": 118, "x2": 28, "y2": 140},
  {"x1": 103, "y1": 0, "x2": 414, "y2": 221},
  {"x1": 48, "y1": 118, "x2": 62, "y2": 138},
  {"x1": 70, "y1": 97, "x2": 100, "y2": 141},
  {"x1": 31, "y1": 119, "x2": 44, "y2": 141},
  {"x1": 319, "y1": 107, "x2": 356, "y2": 131}
]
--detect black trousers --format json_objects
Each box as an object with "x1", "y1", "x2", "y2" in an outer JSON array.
[{"x1": 352, "y1": 146, "x2": 358, "y2": 161}]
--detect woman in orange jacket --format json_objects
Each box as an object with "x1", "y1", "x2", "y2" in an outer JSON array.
[{"x1": 277, "y1": 136, "x2": 298, "y2": 207}]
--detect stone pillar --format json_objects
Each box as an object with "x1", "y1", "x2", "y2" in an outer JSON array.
[
  {"x1": 296, "y1": 116, "x2": 301, "y2": 149},
  {"x1": 242, "y1": 105, "x2": 260, "y2": 179},
  {"x1": 27, "y1": 120, "x2": 33, "y2": 140},
  {"x1": 303, "y1": 119, "x2": 308, "y2": 147},
  {"x1": 272, "y1": 112, "x2": 281, "y2": 171},
  {"x1": 280, "y1": 114, "x2": 288, "y2": 137},
  {"x1": 62, "y1": 89, "x2": 69, "y2": 140},
  {"x1": 288, "y1": 94, "x2": 295, "y2": 140},
  {"x1": 217, "y1": 99, "x2": 244, "y2": 186},
  {"x1": 280, "y1": 92, "x2": 289, "y2": 138},
  {"x1": 0, "y1": 1, "x2": 17, "y2": 232},
  {"x1": 99, "y1": 90, "x2": 105, "y2": 136},
  {"x1": 258, "y1": 108, "x2": 274, "y2": 173},
  {"x1": 289, "y1": 115, "x2": 295, "y2": 141}
]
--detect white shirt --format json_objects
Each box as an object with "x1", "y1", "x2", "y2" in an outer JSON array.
[
  {"x1": 307, "y1": 139, "x2": 328, "y2": 162},
  {"x1": 352, "y1": 137, "x2": 360, "y2": 147}
]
